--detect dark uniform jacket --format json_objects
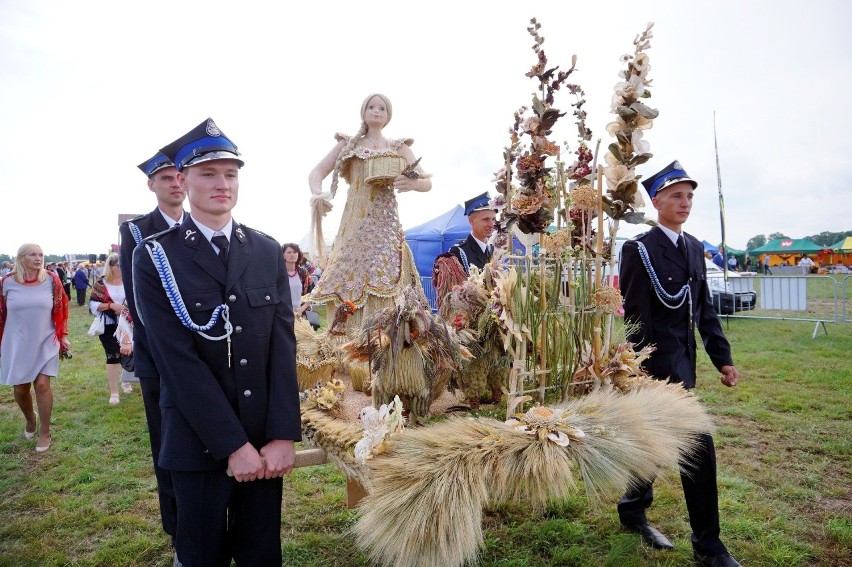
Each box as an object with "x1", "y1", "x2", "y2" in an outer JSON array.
[
  {"x1": 120, "y1": 208, "x2": 184, "y2": 378},
  {"x1": 132, "y1": 219, "x2": 301, "y2": 471},
  {"x1": 449, "y1": 234, "x2": 491, "y2": 275},
  {"x1": 620, "y1": 226, "x2": 732, "y2": 389}
]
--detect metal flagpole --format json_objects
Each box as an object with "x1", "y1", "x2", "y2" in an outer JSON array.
[{"x1": 713, "y1": 111, "x2": 729, "y2": 284}]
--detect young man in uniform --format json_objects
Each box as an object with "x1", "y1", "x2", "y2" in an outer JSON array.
[
  {"x1": 119, "y1": 151, "x2": 185, "y2": 541},
  {"x1": 448, "y1": 192, "x2": 496, "y2": 275},
  {"x1": 618, "y1": 160, "x2": 741, "y2": 567},
  {"x1": 133, "y1": 118, "x2": 301, "y2": 567}
]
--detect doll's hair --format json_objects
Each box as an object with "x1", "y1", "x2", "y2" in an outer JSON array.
[{"x1": 330, "y1": 93, "x2": 393, "y2": 198}]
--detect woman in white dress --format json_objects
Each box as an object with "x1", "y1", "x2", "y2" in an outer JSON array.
[
  {"x1": 0, "y1": 243, "x2": 70, "y2": 452},
  {"x1": 88, "y1": 254, "x2": 129, "y2": 404}
]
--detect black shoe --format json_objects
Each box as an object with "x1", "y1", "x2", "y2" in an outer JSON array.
[
  {"x1": 693, "y1": 550, "x2": 742, "y2": 567},
  {"x1": 621, "y1": 521, "x2": 674, "y2": 550}
]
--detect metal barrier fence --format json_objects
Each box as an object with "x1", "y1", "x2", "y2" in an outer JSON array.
[
  {"x1": 422, "y1": 273, "x2": 852, "y2": 325},
  {"x1": 421, "y1": 276, "x2": 437, "y2": 311}
]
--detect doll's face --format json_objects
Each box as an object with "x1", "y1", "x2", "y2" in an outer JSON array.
[{"x1": 363, "y1": 96, "x2": 389, "y2": 129}]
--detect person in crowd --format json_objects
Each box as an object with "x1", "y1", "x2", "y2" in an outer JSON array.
[
  {"x1": 72, "y1": 263, "x2": 89, "y2": 305},
  {"x1": 54, "y1": 262, "x2": 68, "y2": 294},
  {"x1": 89, "y1": 253, "x2": 129, "y2": 404},
  {"x1": 618, "y1": 161, "x2": 742, "y2": 567},
  {"x1": 726, "y1": 254, "x2": 738, "y2": 272},
  {"x1": 762, "y1": 253, "x2": 772, "y2": 275},
  {"x1": 308, "y1": 93, "x2": 430, "y2": 337},
  {"x1": 0, "y1": 243, "x2": 70, "y2": 452},
  {"x1": 118, "y1": 150, "x2": 186, "y2": 542},
  {"x1": 448, "y1": 192, "x2": 497, "y2": 275},
  {"x1": 133, "y1": 118, "x2": 301, "y2": 566},
  {"x1": 282, "y1": 242, "x2": 318, "y2": 329},
  {"x1": 711, "y1": 250, "x2": 724, "y2": 268},
  {"x1": 59, "y1": 262, "x2": 72, "y2": 297},
  {"x1": 0, "y1": 261, "x2": 11, "y2": 276},
  {"x1": 798, "y1": 255, "x2": 815, "y2": 274}
]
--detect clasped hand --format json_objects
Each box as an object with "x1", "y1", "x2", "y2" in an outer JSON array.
[{"x1": 227, "y1": 440, "x2": 296, "y2": 482}]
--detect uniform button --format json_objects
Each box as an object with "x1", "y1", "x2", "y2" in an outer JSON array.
[
  {"x1": 243, "y1": 390, "x2": 252, "y2": 397},
  {"x1": 240, "y1": 359, "x2": 248, "y2": 366},
  {"x1": 195, "y1": 302, "x2": 202, "y2": 308},
  {"x1": 229, "y1": 294, "x2": 237, "y2": 302},
  {"x1": 265, "y1": 295, "x2": 271, "y2": 301},
  {"x1": 234, "y1": 325, "x2": 243, "y2": 333}
]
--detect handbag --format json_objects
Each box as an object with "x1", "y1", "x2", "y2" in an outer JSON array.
[
  {"x1": 87, "y1": 314, "x2": 105, "y2": 336},
  {"x1": 120, "y1": 354, "x2": 135, "y2": 372}
]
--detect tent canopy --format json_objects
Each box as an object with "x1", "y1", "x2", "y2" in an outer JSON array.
[
  {"x1": 829, "y1": 236, "x2": 852, "y2": 252},
  {"x1": 715, "y1": 243, "x2": 745, "y2": 256},
  {"x1": 405, "y1": 205, "x2": 470, "y2": 277},
  {"x1": 751, "y1": 238, "x2": 822, "y2": 255},
  {"x1": 701, "y1": 240, "x2": 718, "y2": 254}
]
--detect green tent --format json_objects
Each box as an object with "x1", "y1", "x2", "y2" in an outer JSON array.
[
  {"x1": 751, "y1": 238, "x2": 822, "y2": 254},
  {"x1": 715, "y1": 243, "x2": 746, "y2": 256}
]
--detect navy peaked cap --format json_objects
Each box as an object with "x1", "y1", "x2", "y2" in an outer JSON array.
[
  {"x1": 464, "y1": 192, "x2": 492, "y2": 216},
  {"x1": 137, "y1": 152, "x2": 175, "y2": 177},
  {"x1": 160, "y1": 118, "x2": 244, "y2": 171},
  {"x1": 641, "y1": 160, "x2": 698, "y2": 198}
]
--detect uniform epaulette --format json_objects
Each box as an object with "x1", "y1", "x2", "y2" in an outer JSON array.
[
  {"x1": 243, "y1": 225, "x2": 275, "y2": 241},
  {"x1": 142, "y1": 223, "x2": 179, "y2": 243},
  {"x1": 632, "y1": 231, "x2": 651, "y2": 241},
  {"x1": 119, "y1": 213, "x2": 146, "y2": 227}
]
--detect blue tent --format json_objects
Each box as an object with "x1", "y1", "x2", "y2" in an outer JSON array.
[
  {"x1": 405, "y1": 205, "x2": 470, "y2": 277},
  {"x1": 702, "y1": 240, "x2": 718, "y2": 254}
]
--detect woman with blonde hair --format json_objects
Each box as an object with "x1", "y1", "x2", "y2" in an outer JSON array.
[
  {"x1": 89, "y1": 253, "x2": 129, "y2": 404},
  {"x1": 308, "y1": 93, "x2": 430, "y2": 336},
  {"x1": 0, "y1": 243, "x2": 70, "y2": 452}
]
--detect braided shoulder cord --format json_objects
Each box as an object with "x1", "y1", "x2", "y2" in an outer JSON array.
[
  {"x1": 128, "y1": 222, "x2": 143, "y2": 246},
  {"x1": 144, "y1": 241, "x2": 232, "y2": 341},
  {"x1": 636, "y1": 241, "x2": 692, "y2": 314},
  {"x1": 457, "y1": 248, "x2": 470, "y2": 275}
]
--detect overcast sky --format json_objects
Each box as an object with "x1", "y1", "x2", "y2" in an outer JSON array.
[{"x1": 1, "y1": 0, "x2": 850, "y2": 256}]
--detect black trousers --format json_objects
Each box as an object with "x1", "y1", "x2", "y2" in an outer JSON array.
[
  {"x1": 75, "y1": 287, "x2": 87, "y2": 305},
  {"x1": 170, "y1": 470, "x2": 283, "y2": 567},
  {"x1": 617, "y1": 433, "x2": 727, "y2": 555},
  {"x1": 139, "y1": 376, "x2": 177, "y2": 538}
]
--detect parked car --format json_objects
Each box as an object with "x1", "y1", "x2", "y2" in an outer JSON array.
[{"x1": 705, "y1": 259, "x2": 756, "y2": 314}]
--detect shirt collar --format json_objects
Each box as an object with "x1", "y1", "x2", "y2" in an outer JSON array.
[
  {"x1": 191, "y1": 216, "x2": 233, "y2": 244},
  {"x1": 657, "y1": 224, "x2": 682, "y2": 246},
  {"x1": 158, "y1": 208, "x2": 183, "y2": 229},
  {"x1": 472, "y1": 235, "x2": 489, "y2": 252}
]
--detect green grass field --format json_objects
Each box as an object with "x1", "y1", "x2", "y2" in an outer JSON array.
[{"x1": 1, "y1": 306, "x2": 849, "y2": 566}]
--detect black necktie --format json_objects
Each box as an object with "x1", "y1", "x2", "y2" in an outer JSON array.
[
  {"x1": 211, "y1": 235, "x2": 229, "y2": 267},
  {"x1": 677, "y1": 235, "x2": 688, "y2": 262},
  {"x1": 485, "y1": 244, "x2": 493, "y2": 257}
]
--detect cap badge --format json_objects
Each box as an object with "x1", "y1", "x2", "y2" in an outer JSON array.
[{"x1": 206, "y1": 119, "x2": 222, "y2": 137}]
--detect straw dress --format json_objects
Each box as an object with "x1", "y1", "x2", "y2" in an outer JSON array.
[{"x1": 309, "y1": 135, "x2": 423, "y2": 336}]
